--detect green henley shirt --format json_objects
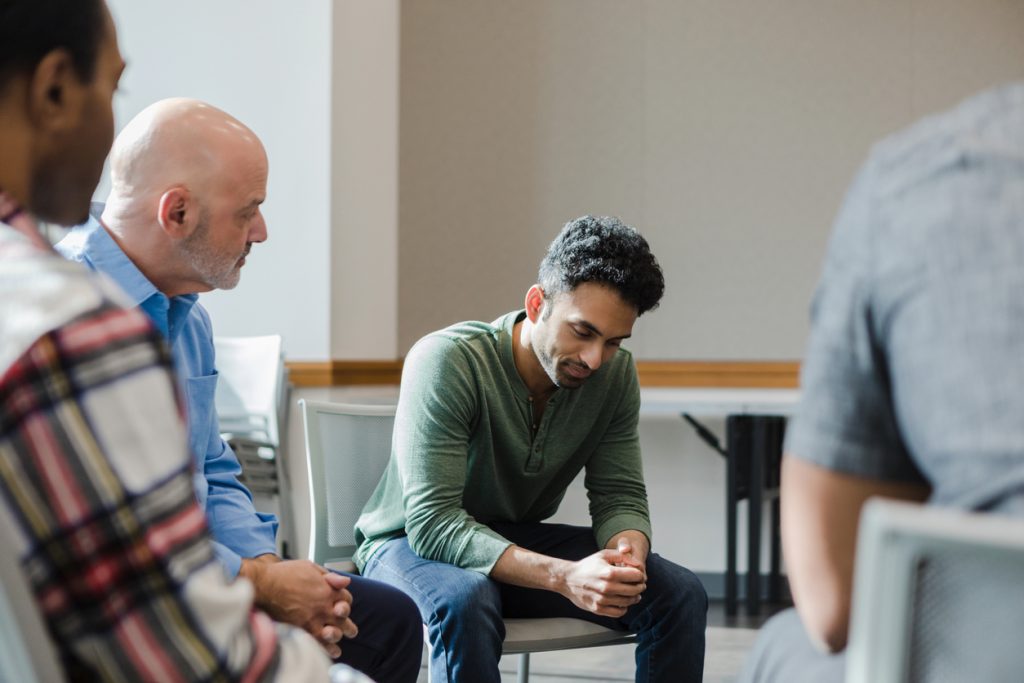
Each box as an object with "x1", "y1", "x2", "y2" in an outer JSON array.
[{"x1": 353, "y1": 310, "x2": 652, "y2": 574}]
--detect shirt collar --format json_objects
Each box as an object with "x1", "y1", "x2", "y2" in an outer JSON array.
[
  {"x1": 69, "y1": 215, "x2": 199, "y2": 340},
  {"x1": 497, "y1": 309, "x2": 554, "y2": 401},
  {"x1": 0, "y1": 189, "x2": 48, "y2": 251}
]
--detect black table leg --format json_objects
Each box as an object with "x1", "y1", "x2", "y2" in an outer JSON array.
[
  {"x1": 725, "y1": 415, "x2": 743, "y2": 617},
  {"x1": 748, "y1": 417, "x2": 768, "y2": 615},
  {"x1": 769, "y1": 494, "x2": 782, "y2": 603},
  {"x1": 768, "y1": 417, "x2": 784, "y2": 603},
  {"x1": 699, "y1": 412, "x2": 787, "y2": 617}
]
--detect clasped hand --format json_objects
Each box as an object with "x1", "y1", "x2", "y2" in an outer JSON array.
[
  {"x1": 244, "y1": 556, "x2": 358, "y2": 658},
  {"x1": 560, "y1": 543, "x2": 647, "y2": 618}
]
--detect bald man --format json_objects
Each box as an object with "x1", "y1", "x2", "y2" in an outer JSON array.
[{"x1": 58, "y1": 98, "x2": 422, "y2": 683}]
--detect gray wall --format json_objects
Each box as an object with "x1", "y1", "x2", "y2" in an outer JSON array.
[
  {"x1": 397, "y1": 0, "x2": 1024, "y2": 358},
  {"x1": 102, "y1": 1, "x2": 1024, "y2": 363}
]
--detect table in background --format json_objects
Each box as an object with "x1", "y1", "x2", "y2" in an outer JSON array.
[{"x1": 640, "y1": 388, "x2": 800, "y2": 616}]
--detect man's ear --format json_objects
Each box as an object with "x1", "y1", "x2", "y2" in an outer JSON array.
[
  {"x1": 26, "y1": 49, "x2": 86, "y2": 133},
  {"x1": 157, "y1": 188, "x2": 196, "y2": 238},
  {"x1": 525, "y1": 284, "x2": 546, "y2": 323}
]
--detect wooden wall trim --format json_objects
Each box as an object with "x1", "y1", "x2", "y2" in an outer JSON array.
[
  {"x1": 287, "y1": 360, "x2": 404, "y2": 387},
  {"x1": 635, "y1": 361, "x2": 799, "y2": 388},
  {"x1": 286, "y1": 361, "x2": 334, "y2": 387},
  {"x1": 287, "y1": 359, "x2": 799, "y2": 388},
  {"x1": 330, "y1": 360, "x2": 404, "y2": 386}
]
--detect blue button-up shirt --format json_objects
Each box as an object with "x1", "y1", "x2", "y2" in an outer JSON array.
[{"x1": 57, "y1": 216, "x2": 279, "y2": 576}]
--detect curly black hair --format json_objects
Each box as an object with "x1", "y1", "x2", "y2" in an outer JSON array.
[
  {"x1": 0, "y1": 0, "x2": 107, "y2": 90},
  {"x1": 538, "y1": 215, "x2": 664, "y2": 315}
]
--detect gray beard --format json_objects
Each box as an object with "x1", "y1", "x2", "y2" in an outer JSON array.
[{"x1": 179, "y1": 228, "x2": 244, "y2": 290}]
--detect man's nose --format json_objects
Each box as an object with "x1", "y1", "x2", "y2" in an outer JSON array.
[
  {"x1": 580, "y1": 342, "x2": 604, "y2": 372},
  {"x1": 250, "y1": 214, "x2": 268, "y2": 243}
]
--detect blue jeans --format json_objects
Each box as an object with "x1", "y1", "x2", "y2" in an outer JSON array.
[
  {"x1": 363, "y1": 522, "x2": 707, "y2": 683},
  {"x1": 335, "y1": 572, "x2": 423, "y2": 683}
]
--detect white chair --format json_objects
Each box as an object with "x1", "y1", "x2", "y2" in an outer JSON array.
[
  {"x1": 0, "y1": 512, "x2": 64, "y2": 682},
  {"x1": 299, "y1": 399, "x2": 638, "y2": 683},
  {"x1": 214, "y1": 334, "x2": 294, "y2": 556},
  {"x1": 846, "y1": 499, "x2": 1024, "y2": 683},
  {"x1": 213, "y1": 335, "x2": 287, "y2": 445}
]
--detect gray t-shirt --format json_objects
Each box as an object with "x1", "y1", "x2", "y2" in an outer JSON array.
[{"x1": 786, "y1": 82, "x2": 1024, "y2": 514}]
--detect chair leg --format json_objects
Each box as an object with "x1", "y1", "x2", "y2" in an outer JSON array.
[
  {"x1": 422, "y1": 625, "x2": 433, "y2": 683},
  {"x1": 518, "y1": 652, "x2": 530, "y2": 683}
]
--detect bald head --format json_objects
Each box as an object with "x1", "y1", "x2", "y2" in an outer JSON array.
[
  {"x1": 101, "y1": 98, "x2": 269, "y2": 298},
  {"x1": 109, "y1": 98, "x2": 264, "y2": 201}
]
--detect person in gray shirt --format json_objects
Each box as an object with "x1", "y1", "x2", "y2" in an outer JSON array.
[{"x1": 740, "y1": 81, "x2": 1024, "y2": 682}]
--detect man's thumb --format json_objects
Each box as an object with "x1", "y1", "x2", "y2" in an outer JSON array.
[{"x1": 324, "y1": 572, "x2": 352, "y2": 589}]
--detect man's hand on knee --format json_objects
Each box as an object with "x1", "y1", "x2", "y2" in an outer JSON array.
[
  {"x1": 240, "y1": 555, "x2": 359, "y2": 657},
  {"x1": 607, "y1": 531, "x2": 649, "y2": 579},
  {"x1": 558, "y1": 549, "x2": 646, "y2": 618}
]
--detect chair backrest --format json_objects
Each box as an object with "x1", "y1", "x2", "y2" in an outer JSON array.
[
  {"x1": 846, "y1": 499, "x2": 1024, "y2": 683},
  {"x1": 300, "y1": 400, "x2": 396, "y2": 567},
  {"x1": 213, "y1": 335, "x2": 286, "y2": 445},
  {"x1": 0, "y1": 512, "x2": 64, "y2": 682}
]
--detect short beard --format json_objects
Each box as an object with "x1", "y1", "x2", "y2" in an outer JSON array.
[
  {"x1": 533, "y1": 336, "x2": 585, "y2": 390},
  {"x1": 180, "y1": 212, "x2": 244, "y2": 290},
  {"x1": 535, "y1": 343, "x2": 563, "y2": 387}
]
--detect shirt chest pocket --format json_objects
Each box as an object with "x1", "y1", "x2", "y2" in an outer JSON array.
[{"x1": 186, "y1": 371, "x2": 219, "y2": 471}]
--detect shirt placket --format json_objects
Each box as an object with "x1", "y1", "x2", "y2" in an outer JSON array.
[{"x1": 524, "y1": 396, "x2": 557, "y2": 473}]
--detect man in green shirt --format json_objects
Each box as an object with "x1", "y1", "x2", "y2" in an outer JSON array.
[{"x1": 355, "y1": 216, "x2": 708, "y2": 683}]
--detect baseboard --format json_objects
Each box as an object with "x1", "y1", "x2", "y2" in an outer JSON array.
[
  {"x1": 635, "y1": 361, "x2": 799, "y2": 388},
  {"x1": 695, "y1": 571, "x2": 792, "y2": 602},
  {"x1": 286, "y1": 359, "x2": 801, "y2": 388}
]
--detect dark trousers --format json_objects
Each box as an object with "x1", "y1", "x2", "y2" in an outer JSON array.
[{"x1": 336, "y1": 572, "x2": 423, "y2": 683}]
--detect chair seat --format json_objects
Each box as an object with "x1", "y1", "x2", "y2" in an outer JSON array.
[{"x1": 502, "y1": 617, "x2": 636, "y2": 654}]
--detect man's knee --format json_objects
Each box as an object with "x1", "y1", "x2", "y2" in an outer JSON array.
[
  {"x1": 647, "y1": 556, "x2": 709, "y2": 616},
  {"x1": 422, "y1": 568, "x2": 505, "y2": 672},
  {"x1": 392, "y1": 584, "x2": 421, "y2": 624},
  {"x1": 431, "y1": 570, "x2": 501, "y2": 625},
  {"x1": 374, "y1": 579, "x2": 423, "y2": 645},
  {"x1": 364, "y1": 540, "x2": 501, "y2": 634}
]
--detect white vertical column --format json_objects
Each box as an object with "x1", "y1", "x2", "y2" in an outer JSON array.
[{"x1": 329, "y1": 0, "x2": 401, "y2": 359}]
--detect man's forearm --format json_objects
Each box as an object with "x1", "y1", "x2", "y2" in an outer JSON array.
[
  {"x1": 238, "y1": 553, "x2": 280, "y2": 606},
  {"x1": 492, "y1": 538, "x2": 647, "y2": 618},
  {"x1": 782, "y1": 456, "x2": 930, "y2": 652},
  {"x1": 605, "y1": 529, "x2": 650, "y2": 562},
  {"x1": 490, "y1": 544, "x2": 572, "y2": 593}
]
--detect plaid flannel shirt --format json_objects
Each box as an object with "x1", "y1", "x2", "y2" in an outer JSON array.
[{"x1": 0, "y1": 220, "x2": 329, "y2": 682}]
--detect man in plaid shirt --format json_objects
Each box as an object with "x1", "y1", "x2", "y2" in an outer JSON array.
[{"x1": 0, "y1": 1, "x2": 339, "y2": 679}]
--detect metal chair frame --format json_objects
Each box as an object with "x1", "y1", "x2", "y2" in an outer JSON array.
[
  {"x1": 847, "y1": 499, "x2": 1024, "y2": 683},
  {"x1": 299, "y1": 399, "x2": 637, "y2": 683}
]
